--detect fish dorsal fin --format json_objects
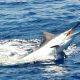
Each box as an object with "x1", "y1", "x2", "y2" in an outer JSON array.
[
  {"x1": 35, "y1": 32, "x2": 55, "y2": 49},
  {"x1": 43, "y1": 32, "x2": 55, "y2": 41}
]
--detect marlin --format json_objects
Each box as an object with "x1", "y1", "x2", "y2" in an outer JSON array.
[
  {"x1": 0, "y1": 22, "x2": 80, "y2": 65},
  {"x1": 20, "y1": 22, "x2": 80, "y2": 64}
]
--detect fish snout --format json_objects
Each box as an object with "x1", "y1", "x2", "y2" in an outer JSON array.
[{"x1": 66, "y1": 21, "x2": 80, "y2": 36}]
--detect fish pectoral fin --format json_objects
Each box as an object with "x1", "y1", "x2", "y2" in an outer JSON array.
[
  {"x1": 43, "y1": 32, "x2": 55, "y2": 41},
  {"x1": 50, "y1": 45, "x2": 59, "y2": 48}
]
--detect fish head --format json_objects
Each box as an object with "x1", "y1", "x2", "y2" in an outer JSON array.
[
  {"x1": 63, "y1": 22, "x2": 80, "y2": 42},
  {"x1": 51, "y1": 22, "x2": 80, "y2": 52}
]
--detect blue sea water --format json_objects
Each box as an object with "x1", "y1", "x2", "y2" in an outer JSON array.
[{"x1": 0, "y1": 0, "x2": 80, "y2": 80}]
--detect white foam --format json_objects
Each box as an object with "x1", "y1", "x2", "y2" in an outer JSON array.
[
  {"x1": 0, "y1": 39, "x2": 79, "y2": 65},
  {"x1": 64, "y1": 44, "x2": 80, "y2": 63},
  {"x1": 0, "y1": 39, "x2": 41, "y2": 65},
  {"x1": 64, "y1": 44, "x2": 80, "y2": 55}
]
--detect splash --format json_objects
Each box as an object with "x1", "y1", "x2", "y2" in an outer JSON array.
[
  {"x1": 64, "y1": 44, "x2": 80, "y2": 56},
  {"x1": 0, "y1": 39, "x2": 41, "y2": 65},
  {"x1": 0, "y1": 39, "x2": 79, "y2": 66}
]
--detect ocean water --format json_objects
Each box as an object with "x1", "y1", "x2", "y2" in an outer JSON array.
[{"x1": 0, "y1": 0, "x2": 80, "y2": 80}]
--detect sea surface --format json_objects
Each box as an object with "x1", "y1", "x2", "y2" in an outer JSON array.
[{"x1": 0, "y1": 0, "x2": 80, "y2": 80}]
